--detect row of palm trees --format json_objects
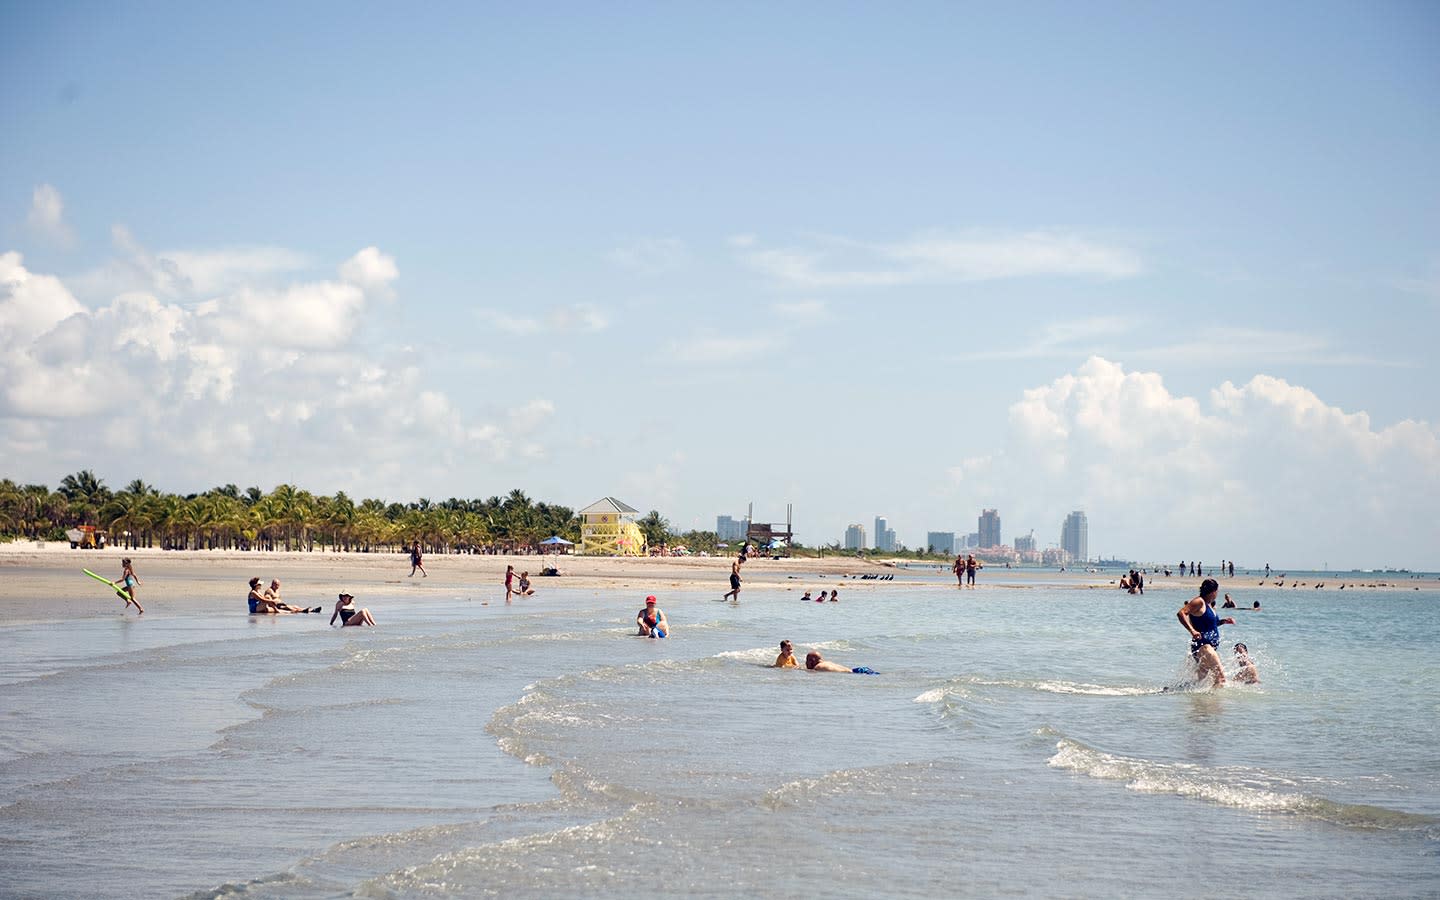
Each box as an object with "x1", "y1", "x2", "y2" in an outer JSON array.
[{"x1": 0, "y1": 472, "x2": 583, "y2": 553}]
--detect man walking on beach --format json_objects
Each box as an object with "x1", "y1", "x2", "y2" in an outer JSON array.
[
  {"x1": 966, "y1": 554, "x2": 979, "y2": 587},
  {"x1": 409, "y1": 541, "x2": 427, "y2": 577},
  {"x1": 723, "y1": 557, "x2": 742, "y2": 602},
  {"x1": 953, "y1": 554, "x2": 965, "y2": 587}
]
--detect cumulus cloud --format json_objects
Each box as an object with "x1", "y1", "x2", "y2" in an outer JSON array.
[
  {"x1": 740, "y1": 230, "x2": 1142, "y2": 288},
  {"x1": 26, "y1": 184, "x2": 73, "y2": 246},
  {"x1": 954, "y1": 357, "x2": 1440, "y2": 567},
  {"x1": 0, "y1": 246, "x2": 555, "y2": 494},
  {"x1": 66, "y1": 226, "x2": 311, "y2": 302}
]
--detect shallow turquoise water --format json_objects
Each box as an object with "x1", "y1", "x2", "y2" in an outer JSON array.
[{"x1": 1, "y1": 581, "x2": 1437, "y2": 898}]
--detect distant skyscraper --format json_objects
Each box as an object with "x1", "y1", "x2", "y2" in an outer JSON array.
[
  {"x1": 874, "y1": 516, "x2": 892, "y2": 552},
  {"x1": 978, "y1": 509, "x2": 1002, "y2": 549},
  {"x1": 844, "y1": 523, "x2": 867, "y2": 550},
  {"x1": 966, "y1": 532, "x2": 979, "y2": 548},
  {"x1": 1015, "y1": 531, "x2": 1036, "y2": 553},
  {"x1": 715, "y1": 515, "x2": 749, "y2": 542},
  {"x1": 927, "y1": 531, "x2": 956, "y2": 555},
  {"x1": 1061, "y1": 510, "x2": 1088, "y2": 563}
]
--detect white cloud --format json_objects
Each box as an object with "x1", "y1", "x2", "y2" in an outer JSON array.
[
  {"x1": 606, "y1": 237, "x2": 690, "y2": 275},
  {"x1": 67, "y1": 227, "x2": 311, "y2": 301},
  {"x1": 740, "y1": 230, "x2": 1142, "y2": 288},
  {"x1": 338, "y1": 246, "x2": 399, "y2": 295},
  {"x1": 0, "y1": 246, "x2": 556, "y2": 493},
  {"x1": 26, "y1": 184, "x2": 73, "y2": 246},
  {"x1": 955, "y1": 357, "x2": 1440, "y2": 567}
]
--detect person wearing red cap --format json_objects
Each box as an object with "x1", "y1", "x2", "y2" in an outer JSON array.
[{"x1": 636, "y1": 595, "x2": 669, "y2": 637}]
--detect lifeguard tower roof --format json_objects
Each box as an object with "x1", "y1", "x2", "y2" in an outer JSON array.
[{"x1": 579, "y1": 497, "x2": 639, "y2": 516}]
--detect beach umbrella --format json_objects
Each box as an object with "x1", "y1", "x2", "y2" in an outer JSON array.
[{"x1": 539, "y1": 536, "x2": 574, "y2": 545}]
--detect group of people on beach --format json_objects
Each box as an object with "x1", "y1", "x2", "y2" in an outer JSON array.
[{"x1": 243, "y1": 576, "x2": 375, "y2": 626}]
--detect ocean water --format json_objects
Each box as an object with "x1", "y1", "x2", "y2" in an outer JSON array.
[{"x1": 1, "y1": 582, "x2": 1437, "y2": 898}]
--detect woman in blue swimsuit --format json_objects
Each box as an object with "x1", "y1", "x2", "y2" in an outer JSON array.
[{"x1": 1177, "y1": 578, "x2": 1236, "y2": 687}]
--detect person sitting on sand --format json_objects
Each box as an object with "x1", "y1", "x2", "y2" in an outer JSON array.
[
  {"x1": 1177, "y1": 578, "x2": 1237, "y2": 687},
  {"x1": 517, "y1": 571, "x2": 535, "y2": 596},
  {"x1": 773, "y1": 640, "x2": 798, "y2": 668},
  {"x1": 1221, "y1": 593, "x2": 1237, "y2": 609},
  {"x1": 636, "y1": 595, "x2": 668, "y2": 637},
  {"x1": 1233, "y1": 642, "x2": 1259, "y2": 684},
  {"x1": 330, "y1": 592, "x2": 376, "y2": 627},
  {"x1": 263, "y1": 579, "x2": 313, "y2": 613},
  {"x1": 804, "y1": 650, "x2": 878, "y2": 675},
  {"x1": 248, "y1": 577, "x2": 292, "y2": 615}
]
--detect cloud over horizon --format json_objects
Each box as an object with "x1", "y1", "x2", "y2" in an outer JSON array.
[{"x1": 951, "y1": 357, "x2": 1440, "y2": 568}]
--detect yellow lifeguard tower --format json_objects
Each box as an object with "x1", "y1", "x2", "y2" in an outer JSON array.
[{"x1": 579, "y1": 497, "x2": 645, "y2": 556}]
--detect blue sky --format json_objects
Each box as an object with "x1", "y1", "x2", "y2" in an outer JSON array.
[{"x1": 2, "y1": 1, "x2": 1438, "y2": 567}]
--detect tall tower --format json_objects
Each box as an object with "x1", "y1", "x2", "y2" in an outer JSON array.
[
  {"x1": 874, "y1": 516, "x2": 890, "y2": 552},
  {"x1": 978, "y1": 509, "x2": 1001, "y2": 548},
  {"x1": 1061, "y1": 510, "x2": 1088, "y2": 563}
]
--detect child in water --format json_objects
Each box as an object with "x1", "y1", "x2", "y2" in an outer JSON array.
[
  {"x1": 517, "y1": 571, "x2": 535, "y2": 596},
  {"x1": 773, "y1": 640, "x2": 798, "y2": 668},
  {"x1": 1233, "y1": 643, "x2": 1260, "y2": 684},
  {"x1": 118, "y1": 558, "x2": 143, "y2": 615}
]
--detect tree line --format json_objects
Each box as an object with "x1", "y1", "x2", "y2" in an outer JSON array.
[{"x1": 0, "y1": 471, "x2": 585, "y2": 553}]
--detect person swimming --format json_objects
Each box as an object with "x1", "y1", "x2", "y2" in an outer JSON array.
[
  {"x1": 773, "y1": 640, "x2": 798, "y2": 668},
  {"x1": 1221, "y1": 593, "x2": 1237, "y2": 609},
  {"x1": 800, "y1": 591, "x2": 812, "y2": 602},
  {"x1": 330, "y1": 592, "x2": 376, "y2": 627},
  {"x1": 1233, "y1": 642, "x2": 1259, "y2": 684},
  {"x1": 816, "y1": 590, "x2": 828, "y2": 603},
  {"x1": 804, "y1": 650, "x2": 878, "y2": 674},
  {"x1": 1177, "y1": 578, "x2": 1237, "y2": 687}
]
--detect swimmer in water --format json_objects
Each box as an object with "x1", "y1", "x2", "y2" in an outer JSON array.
[
  {"x1": 1221, "y1": 593, "x2": 1237, "y2": 609},
  {"x1": 1177, "y1": 578, "x2": 1237, "y2": 687},
  {"x1": 773, "y1": 640, "x2": 798, "y2": 668},
  {"x1": 330, "y1": 592, "x2": 375, "y2": 627},
  {"x1": 517, "y1": 571, "x2": 535, "y2": 596},
  {"x1": 1233, "y1": 642, "x2": 1259, "y2": 684},
  {"x1": 800, "y1": 591, "x2": 812, "y2": 602},
  {"x1": 636, "y1": 595, "x2": 668, "y2": 637},
  {"x1": 804, "y1": 651, "x2": 878, "y2": 675},
  {"x1": 816, "y1": 590, "x2": 828, "y2": 602}
]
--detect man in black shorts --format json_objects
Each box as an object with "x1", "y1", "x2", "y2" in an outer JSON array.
[{"x1": 722, "y1": 557, "x2": 742, "y2": 601}]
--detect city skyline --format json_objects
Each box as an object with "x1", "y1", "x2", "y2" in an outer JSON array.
[{"x1": 2, "y1": 4, "x2": 1436, "y2": 568}]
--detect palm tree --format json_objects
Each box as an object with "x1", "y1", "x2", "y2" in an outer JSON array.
[{"x1": 638, "y1": 510, "x2": 670, "y2": 549}]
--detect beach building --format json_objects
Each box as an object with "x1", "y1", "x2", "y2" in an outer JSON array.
[
  {"x1": 579, "y1": 497, "x2": 645, "y2": 556},
  {"x1": 927, "y1": 531, "x2": 956, "y2": 555},
  {"x1": 844, "y1": 523, "x2": 867, "y2": 550},
  {"x1": 1061, "y1": 510, "x2": 1088, "y2": 563},
  {"x1": 978, "y1": 509, "x2": 1002, "y2": 549}
]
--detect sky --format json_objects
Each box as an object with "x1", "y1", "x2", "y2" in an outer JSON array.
[{"x1": 2, "y1": 1, "x2": 1438, "y2": 568}]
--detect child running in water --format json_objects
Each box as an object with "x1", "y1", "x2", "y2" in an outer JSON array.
[{"x1": 118, "y1": 558, "x2": 143, "y2": 615}]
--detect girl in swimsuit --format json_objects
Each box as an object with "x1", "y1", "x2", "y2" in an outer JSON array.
[
  {"x1": 330, "y1": 593, "x2": 375, "y2": 627},
  {"x1": 773, "y1": 640, "x2": 798, "y2": 668},
  {"x1": 118, "y1": 558, "x2": 144, "y2": 615}
]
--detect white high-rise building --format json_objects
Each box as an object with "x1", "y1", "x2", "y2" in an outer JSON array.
[
  {"x1": 1061, "y1": 510, "x2": 1088, "y2": 563},
  {"x1": 844, "y1": 523, "x2": 867, "y2": 550},
  {"x1": 873, "y1": 516, "x2": 889, "y2": 551},
  {"x1": 715, "y1": 515, "x2": 749, "y2": 542}
]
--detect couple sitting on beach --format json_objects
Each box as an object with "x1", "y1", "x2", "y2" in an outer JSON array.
[
  {"x1": 772, "y1": 641, "x2": 878, "y2": 674},
  {"x1": 246, "y1": 578, "x2": 321, "y2": 615}
]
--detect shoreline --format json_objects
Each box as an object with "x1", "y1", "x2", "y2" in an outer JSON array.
[{"x1": 3, "y1": 543, "x2": 1433, "y2": 626}]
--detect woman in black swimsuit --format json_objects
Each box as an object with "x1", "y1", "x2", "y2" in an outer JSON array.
[{"x1": 330, "y1": 592, "x2": 376, "y2": 627}]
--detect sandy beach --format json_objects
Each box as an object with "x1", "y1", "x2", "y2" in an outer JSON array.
[{"x1": 3, "y1": 541, "x2": 1432, "y2": 625}]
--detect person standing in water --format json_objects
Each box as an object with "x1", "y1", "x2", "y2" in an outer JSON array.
[
  {"x1": 1177, "y1": 578, "x2": 1237, "y2": 687},
  {"x1": 504, "y1": 564, "x2": 517, "y2": 603},
  {"x1": 953, "y1": 554, "x2": 965, "y2": 587},
  {"x1": 117, "y1": 558, "x2": 144, "y2": 615},
  {"x1": 722, "y1": 557, "x2": 742, "y2": 602},
  {"x1": 966, "y1": 554, "x2": 980, "y2": 587}
]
